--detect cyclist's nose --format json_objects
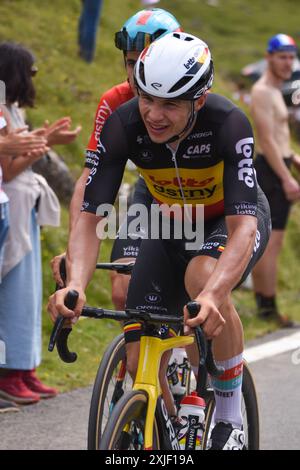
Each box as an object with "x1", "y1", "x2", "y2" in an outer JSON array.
[{"x1": 147, "y1": 102, "x2": 166, "y2": 123}]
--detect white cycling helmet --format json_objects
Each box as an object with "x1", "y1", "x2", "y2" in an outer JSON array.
[{"x1": 135, "y1": 31, "x2": 214, "y2": 100}]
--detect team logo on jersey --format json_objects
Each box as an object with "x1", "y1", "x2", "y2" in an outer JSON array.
[
  {"x1": 140, "y1": 149, "x2": 154, "y2": 162},
  {"x1": 145, "y1": 293, "x2": 162, "y2": 304},
  {"x1": 137, "y1": 134, "x2": 152, "y2": 145},
  {"x1": 253, "y1": 230, "x2": 261, "y2": 253},
  {"x1": 234, "y1": 203, "x2": 256, "y2": 216},
  {"x1": 96, "y1": 138, "x2": 106, "y2": 154},
  {"x1": 151, "y1": 281, "x2": 162, "y2": 293},
  {"x1": 235, "y1": 137, "x2": 254, "y2": 188},
  {"x1": 187, "y1": 131, "x2": 213, "y2": 140},
  {"x1": 149, "y1": 174, "x2": 214, "y2": 188},
  {"x1": 182, "y1": 144, "x2": 211, "y2": 159}
]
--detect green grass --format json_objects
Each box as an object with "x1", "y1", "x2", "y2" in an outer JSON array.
[{"x1": 0, "y1": 0, "x2": 300, "y2": 392}]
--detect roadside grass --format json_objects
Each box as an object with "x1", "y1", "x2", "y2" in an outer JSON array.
[{"x1": 0, "y1": 0, "x2": 299, "y2": 391}]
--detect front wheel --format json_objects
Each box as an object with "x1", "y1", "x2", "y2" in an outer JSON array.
[
  {"x1": 99, "y1": 390, "x2": 160, "y2": 450},
  {"x1": 87, "y1": 333, "x2": 132, "y2": 449}
]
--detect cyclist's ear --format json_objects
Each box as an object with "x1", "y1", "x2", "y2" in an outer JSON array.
[{"x1": 194, "y1": 94, "x2": 207, "y2": 112}]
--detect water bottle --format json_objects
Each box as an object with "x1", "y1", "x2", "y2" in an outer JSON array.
[
  {"x1": 167, "y1": 348, "x2": 190, "y2": 396},
  {"x1": 177, "y1": 392, "x2": 206, "y2": 451}
]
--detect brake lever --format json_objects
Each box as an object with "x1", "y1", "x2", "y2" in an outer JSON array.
[
  {"x1": 48, "y1": 290, "x2": 79, "y2": 363},
  {"x1": 186, "y1": 301, "x2": 224, "y2": 378}
]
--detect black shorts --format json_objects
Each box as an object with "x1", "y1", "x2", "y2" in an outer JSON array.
[
  {"x1": 110, "y1": 176, "x2": 153, "y2": 261},
  {"x1": 124, "y1": 188, "x2": 271, "y2": 343},
  {"x1": 254, "y1": 154, "x2": 292, "y2": 230}
]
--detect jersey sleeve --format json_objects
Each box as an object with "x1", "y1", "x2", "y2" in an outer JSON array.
[
  {"x1": 82, "y1": 110, "x2": 128, "y2": 214},
  {"x1": 85, "y1": 93, "x2": 114, "y2": 169},
  {"x1": 218, "y1": 108, "x2": 258, "y2": 217}
]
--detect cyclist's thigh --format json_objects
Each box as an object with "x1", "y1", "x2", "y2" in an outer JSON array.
[
  {"x1": 126, "y1": 237, "x2": 188, "y2": 318},
  {"x1": 110, "y1": 258, "x2": 134, "y2": 310},
  {"x1": 110, "y1": 177, "x2": 153, "y2": 262},
  {"x1": 189, "y1": 189, "x2": 271, "y2": 287}
]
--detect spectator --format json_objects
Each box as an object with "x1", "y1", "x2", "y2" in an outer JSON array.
[
  {"x1": 0, "y1": 109, "x2": 18, "y2": 413},
  {"x1": 250, "y1": 34, "x2": 300, "y2": 327},
  {"x1": 0, "y1": 109, "x2": 48, "y2": 412},
  {"x1": 0, "y1": 42, "x2": 80, "y2": 405},
  {"x1": 78, "y1": 0, "x2": 103, "y2": 62}
]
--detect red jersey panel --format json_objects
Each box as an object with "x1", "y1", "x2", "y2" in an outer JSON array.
[{"x1": 85, "y1": 81, "x2": 134, "y2": 168}]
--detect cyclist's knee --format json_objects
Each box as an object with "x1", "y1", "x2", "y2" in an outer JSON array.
[
  {"x1": 184, "y1": 256, "x2": 216, "y2": 298},
  {"x1": 159, "y1": 351, "x2": 171, "y2": 384},
  {"x1": 111, "y1": 273, "x2": 130, "y2": 310}
]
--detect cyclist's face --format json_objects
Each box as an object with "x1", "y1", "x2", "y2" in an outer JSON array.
[
  {"x1": 268, "y1": 51, "x2": 296, "y2": 81},
  {"x1": 139, "y1": 92, "x2": 205, "y2": 144},
  {"x1": 125, "y1": 51, "x2": 140, "y2": 95}
]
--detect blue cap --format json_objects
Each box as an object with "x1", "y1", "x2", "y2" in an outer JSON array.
[{"x1": 267, "y1": 34, "x2": 297, "y2": 53}]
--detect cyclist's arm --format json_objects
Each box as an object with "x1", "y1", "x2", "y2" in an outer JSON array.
[
  {"x1": 68, "y1": 111, "x2": 128, "y2": 286},
  {"x1": 200, "y1": 108, "x2": 258, "y2": 306},
  {"x1": 69, "y1": 92, "x2": 115, "y2": 232},
  {"x1": 68, "y1": 168, "x2": 90, "y2": 232},
  {"x1": 48, "y1": 111, "x2": 128, "y2": 320},
  {"x1": 51, "y1": 93, "x2": 116, "y2": 283}
]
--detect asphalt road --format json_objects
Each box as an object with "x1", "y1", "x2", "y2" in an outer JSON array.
[{"x1": 0, "y1": 329, "x2": 299, "y2": 450}]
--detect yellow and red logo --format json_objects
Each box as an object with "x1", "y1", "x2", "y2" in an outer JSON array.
[{"x1": 198, "y1": 47, "x2": 209, "y2": 64}]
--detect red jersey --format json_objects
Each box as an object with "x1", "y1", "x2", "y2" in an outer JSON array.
[{"x1": 85, "y1": 81, "x2": 134, "y2": 168}]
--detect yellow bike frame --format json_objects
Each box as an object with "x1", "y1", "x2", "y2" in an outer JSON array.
[{"x1": 133, "y1": 334, "x2": 194, "y2": 450}]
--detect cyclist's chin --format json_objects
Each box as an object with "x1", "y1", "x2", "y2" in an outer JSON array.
[{"x1": 146, "y1": 127, "x2": 173, "y2": 144}]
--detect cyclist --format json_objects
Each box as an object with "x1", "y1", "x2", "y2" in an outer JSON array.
[
  {"x1": 51, "y1": 8, "x2": 181, "y2": 312},
  {"x1": 48, "y1": 32, "x2": 271, "y2": 450},
  {"x1": 250, "y1": 34, "x2": 300, "y2": 327}
]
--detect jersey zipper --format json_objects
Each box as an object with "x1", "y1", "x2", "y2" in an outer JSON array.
[{"x1": 166, "y1": 144, "x2": 193, "y2": 224}]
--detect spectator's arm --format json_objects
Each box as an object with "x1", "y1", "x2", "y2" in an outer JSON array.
[{"x1": 43, "y1": 117, "x2": 82, "y2": 147}]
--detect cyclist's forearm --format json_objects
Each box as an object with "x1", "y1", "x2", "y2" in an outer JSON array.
[
  {"x1": 200, "y1": 216, "x2": 257, "y2": 306},
  {"x1": 69, "y1": 168, "x2": 90, "y2": 233},
  {"x1": 66, "y1": 212, "x2": 102, "y2": 290}
]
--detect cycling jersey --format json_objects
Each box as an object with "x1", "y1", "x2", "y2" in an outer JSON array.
[
  {"x1": 83, "y1": 93, "x2": 258, "y2": 221},
  {"x1": 85, "y1": 81, "x2": 134, "y2": 169}
]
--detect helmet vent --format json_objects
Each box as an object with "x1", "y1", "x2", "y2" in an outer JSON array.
[
  {"x1": 152, "y1": 28, "x2": 168, "y2": 41},
  {"x1": 168, "y1": 75, "x2": 193, "y2": 93},
  {"x1": 139, "y1": 62, "x2": 146, "y2": 86}
]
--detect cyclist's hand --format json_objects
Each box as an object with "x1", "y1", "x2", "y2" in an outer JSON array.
[
  {"x1": 47, "y1": 285, "x2": 86, "y2": 324},
  {"x1": 183, "y1": 297, "x2": 226, "y2": 339},
  {"x1": 282, "y1": 176, "x2": 300, "y2": 201},
  {"x1": 50, "y1": 252, "x2": 66, "y2": 287}
]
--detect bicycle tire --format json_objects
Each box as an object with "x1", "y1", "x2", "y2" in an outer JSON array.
[
  {"x1": 99, "y1": 390, "x2": 160, "y2": 450},
  {"x1": 202, "y1": 361, "x2": 260, "y2": 450},
  {"x1": 87, "y1": 333, "x2": 131, "y2": 449}
]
